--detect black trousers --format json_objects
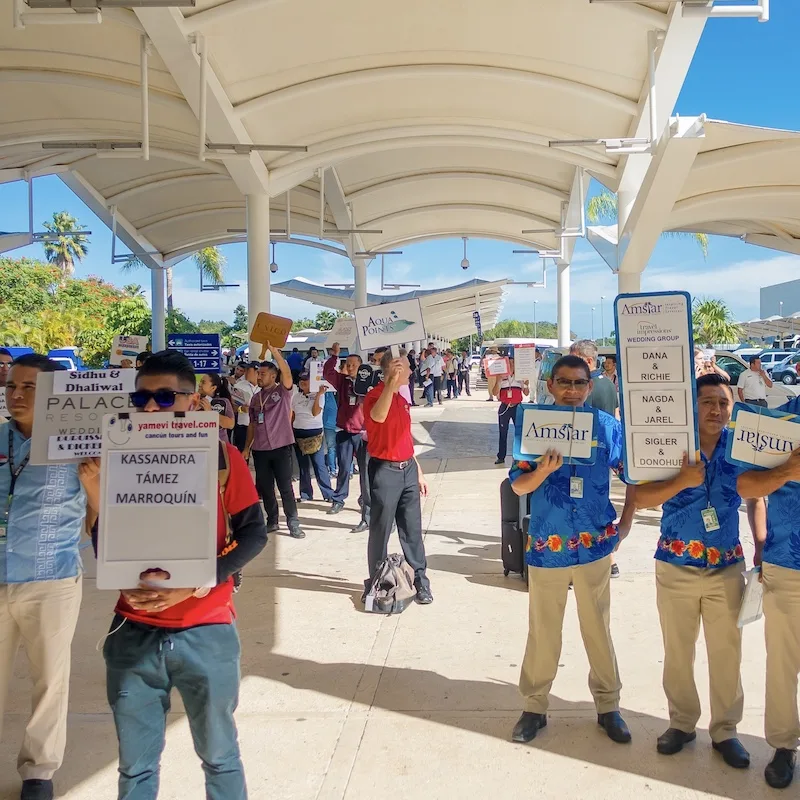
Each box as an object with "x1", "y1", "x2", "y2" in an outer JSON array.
[
  {"x1": 497, "y1": 402, "x2": 518, "y2": 460},
  {"x1": 232, "y1": 423, "x2": 248, "y2": 452},
  {"x1": 745, "y1": 398, "x2": 768, "y2": 407},
  {"x1": 252, "y1": 445, "x2": 299, "y2": 527},
  {"x1": 458, "y1": 371, "x2": 471, "y2": 395},
  {"x1": 331, "y1": 431, "x2": 370, "y2": 522},
  {"x1": 432, "y1": 375, "x2": 443, "y2": 403},
  {"x1": 367, "y1": 458, "x2": 429, "y2": 589}
]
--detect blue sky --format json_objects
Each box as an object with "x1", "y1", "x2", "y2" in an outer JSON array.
[{"x1": 3, "y1": 3, "x2": 799, "y2": 340}]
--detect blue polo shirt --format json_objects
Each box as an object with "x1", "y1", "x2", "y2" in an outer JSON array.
[
  {"x1": 509, "y1": 409, "x2": 624, "y2": 568},
  {"x1": 760, "y1": 396, "x2": 800, "y2": 571},
  {"x1": 0, "y1": 420, "x2": 86, "y2": 583},
  {"x1": 655, "y1": 428, "x2": 744, "y2": 569}
]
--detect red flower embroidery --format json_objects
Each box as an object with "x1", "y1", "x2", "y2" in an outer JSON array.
[
  {"x1": 734, "y1": 544, "x2": 744, "y2": 559},
  {"x1": 670, "y1": 540, "x2": 687, "y2": 557},
  {"x1": 547, "y1": 535, "x2": 563, "y2": 552},
  {"x1": 579, "y1": 532, "x2": 594, "y2": 549},
  {"x1": 534, "y1": 538, "x2": 547, "y2": 552},
  {"x1": 567, "y1": 537, "x2": 579, "y2": 550},
  {"x1": 707, "y1": 547, "x2": 721, "y2": 566},
  {"x1": 687, "y1": 540, "x2": 705, "y2": 560}
]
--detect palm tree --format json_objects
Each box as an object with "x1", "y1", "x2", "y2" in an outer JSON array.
[
  {"x1": 42, "y1": 211, "x2": 89, "y2": 279},
  {"x1": 692, "y1": 298, "x2": 742, "y2": 346},
  {"x1": 123, "y1": 246, "x2": 226, "y2": 315},
  {"x1": 122, "y1": 283, "x2": 145, "y2": 297},
  {"x1": 587, "y1": 191, "x2": 709, "y2": 258}
]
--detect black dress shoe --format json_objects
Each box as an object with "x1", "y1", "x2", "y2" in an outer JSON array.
[
  {"x1": 350, "y1": 520, "x2": 369, "y2": 533},
  {"x1": 712, "y1": 738, "x2": 750, "y2": 769},
  {"x1": 327, "y1": 501, "x2": 345, "y2": 515},
  {"x1": 765, "y1": 748, "x2": 796, "y2": 789},
  {"x1": 597, "y1": 711, "x2": 632, "y2": 743},
  {"x1": 415, "y1": 586, "x2": 433, "y2": 604},
  {"x1": 266, "y1": 522, "x2": 279, "y2": 534},
  {"x1": 288, "y1": 523, "x2": 306, "y2": 539},
  {"x1": 21, "y1": 780, "x2": 54, "y2": 800},
  {"x1": 657, "y1": 727, "x2": 696, "y2": 755},
  {"x1": 511, "y1": 711, "x2": 547, "y2": 743}
]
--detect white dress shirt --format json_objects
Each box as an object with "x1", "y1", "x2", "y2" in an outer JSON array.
[{"x1": 737, "y1": 368, "x2": 768, "y2": 401}]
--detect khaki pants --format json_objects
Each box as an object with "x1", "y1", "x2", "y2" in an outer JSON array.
[
  {"x1": 520, "y1": 555, "x2": 621, "y2": 714},
  {"x1": 0, "y1": 576, "x2": 83, "y2": 780},
  {"x1": 655, "y1": 561, "x2": 744, "y2": 742},
  {"x1": 763, "y1": 562, "x2": 800, "y2": 750}
]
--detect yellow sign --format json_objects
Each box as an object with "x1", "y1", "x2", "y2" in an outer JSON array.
[{"x1": 249, "y1": 312, "x2": 293, "y2": 359}]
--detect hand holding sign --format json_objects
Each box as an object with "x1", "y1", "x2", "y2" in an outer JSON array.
[
  {"x1": 385, "y1": 358, "x2": 405, "y2": 393},
  {"x1": 677, "y1": 451, "x2": 705, "y2": 489},
  {"x1": 250, "y1": 312, "x2": 292, "y2": 360},
  {"x1": 538, "y1": 448, "x2": 564, "y2": 475},
  {"x1": 122, "y1": 569, "x2": 195, "y2": 612}
]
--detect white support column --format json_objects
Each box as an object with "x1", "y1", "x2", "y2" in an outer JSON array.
[
  {"x1": 246, "y1": 193, "x2": 270, "y2": 358},
  {"x1": 353, "y1": 260, "x2": 367, "y2": 309},
  {"x1": 557, "y1": 261, "x2": 571, "y2": 347},
  {"x1": 618, "y1": 272, "x2": 641, "y2": 295},
  {"x1": 151, "y1": 267, "x2": 166, "y2": 351}
]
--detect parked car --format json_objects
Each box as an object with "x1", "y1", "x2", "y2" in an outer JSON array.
[
  {"x1": 713, "y1": 351, "x2": 796, "y2": 407},
  {"x1": 771, "y1": 353, "x2": 800, "y2": 385},
  {"x1": 756, "y1": 350, "x2": 795, "y2": 375}
]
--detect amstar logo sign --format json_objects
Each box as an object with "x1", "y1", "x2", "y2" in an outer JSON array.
[
  {"x1": 620, "y1": 301, "x2": 663, "y2": 316},
  {"x1": 525, "y1": 421, "x2": 588, "y2": 442},
  {"x1": 359, "y1": 310, "x2": 416, "y2": 338},
  {"x1": 735, "y1": 427, "x2": 799, "y2": 455}
]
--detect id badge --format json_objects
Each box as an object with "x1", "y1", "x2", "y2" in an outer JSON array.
[
  {"x1": 349, "y1": 395, "x2": 357, "y2": 406},
  {"x1": 569, "y1": 477, "x2": 584, "y2": 499},
  {"x1": 257, "y1": 412, "x2": 265, "y2": 424},
  {"x1": 701, "y1": 506, "x2": 720, "y2": 532}
]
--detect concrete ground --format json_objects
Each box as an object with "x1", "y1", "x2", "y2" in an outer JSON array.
[{"x1": 1, "y1": 383, "x2": 789, "y2": 799}]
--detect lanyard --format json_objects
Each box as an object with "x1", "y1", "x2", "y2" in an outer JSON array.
[{"x1": 5, "y1": 427, "x2": 29, "y2": 521}]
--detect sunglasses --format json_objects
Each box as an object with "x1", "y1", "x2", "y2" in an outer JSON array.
[
  {"x1": 555, "y1": 378, "x2": 590, "y2": 388},
  {"x1": 130, "y1": 389, "x2": 194, "y2": 409}
]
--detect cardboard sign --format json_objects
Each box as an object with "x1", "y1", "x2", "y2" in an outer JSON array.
[
  {"x1": 110, "y1": 335, "x2": 149, "y2": 367},
  {"x1": 615, "y1": 292, "x2": 698, "y2": 483},
  {"x1": 514, "y1": 344, "x2": 539, "y2": 387},
  {"x1": 513, "y1": 404, "x2": 598, "y2": 465},
  {"x1": 306, "y1": 359, "x2": 325, "y2": 393},
  {"x1": 52, "y1": 369, "x2": 136, "y2": 397},
  {"x1": 31, "y1": 371, "x2": 135, "y2": 464},
  {"x1": 96, "y1": 411, "x2": 219, "y2": 590},
  {"x1": 354, "y1": 364, "x2": 375, "y2": 396},
  {"x1": 484, "y1": 356, "x2": 511, "y2": 378},
  {"x1": 726, "y1": 403, "x2": 800, "y2": 471},
  {"x1": 353, "y1": 298, "x2": 425, "y2": 350},
  {"x1": 250, "y1": 312, "x2": 292, "y2": 359},
  {"x1": 325, "y1": 317, "x2": 357, "y2": 348}
]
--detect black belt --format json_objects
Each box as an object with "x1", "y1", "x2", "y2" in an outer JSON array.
[{"x1": 373, "y1": 457, "x2": 412, "y2": 468}]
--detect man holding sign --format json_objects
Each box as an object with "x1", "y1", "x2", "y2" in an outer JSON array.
[
  {"x1": 738, "y1": 393, "x2": 800, "y2": 789},
  {"x1": 509, "y1": 355, "x2": 635, "y2": 746},
  {"x1": 634, "y1": 373, "x2": 766, "y2": 769},
  {"x1": 102, "y1": 350, "x2": 267, "y2": 799}
]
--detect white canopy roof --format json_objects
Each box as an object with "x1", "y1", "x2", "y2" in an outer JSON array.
[{"x1": 739, "y1": 313, "x2": 800, "y2": 339}]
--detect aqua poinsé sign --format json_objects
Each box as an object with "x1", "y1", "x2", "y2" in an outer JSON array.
[{"x1": 353, "y1": 298, "x2": 426, "y2": 350}]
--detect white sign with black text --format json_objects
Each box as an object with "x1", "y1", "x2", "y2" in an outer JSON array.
[
  {"x1": 97, "y1": 411, "x2": 220, "y2": 590},
  {"x1": 325, "y1": 317, "x2": 357, "y2": 348},
  {"x1": 615, "y1": 292, "x2": 697, "y2": 482},
  {"x1": 353, "y1": 298, "x2": 425, "y2": 350}
]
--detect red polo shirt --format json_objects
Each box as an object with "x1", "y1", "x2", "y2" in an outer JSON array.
[{"x1": 363, "y1": 381, "x2": 414, "y2": 461}]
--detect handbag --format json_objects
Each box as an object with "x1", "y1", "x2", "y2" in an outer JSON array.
[
  {"x1": 364, "y1": 554, "x2": 417, "y2": 614},
  {"x1": 297, "y1": 432, "x2": 324, "y2": 455}
]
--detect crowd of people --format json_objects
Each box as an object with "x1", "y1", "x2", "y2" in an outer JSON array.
[{"x1": 1, "y1": 333, "x2": 799, "y2": 798}]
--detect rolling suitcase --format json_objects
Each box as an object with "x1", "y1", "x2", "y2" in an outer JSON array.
[{"x1": 500, "y1": 478, "x2": 529, "y2": 579}]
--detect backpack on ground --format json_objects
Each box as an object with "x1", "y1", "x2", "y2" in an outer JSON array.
[
  {"x1": 218, "y1": 441, "x2": 242, "y2": 593},
  {"x1": 364, "y1": 554, "x2": 416, "y2": 614}
]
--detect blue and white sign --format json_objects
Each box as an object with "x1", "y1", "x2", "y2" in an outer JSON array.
[
  {"x1": 473, "y1": 310, "x2": 482, "y2": 336},
  {"x1": 512, "y1": 403, "x2": 598, "y2": 465},
  {"x1": 726, "y1": 403, "x2": 800, "y2": 471},
  {"x1": 615, "y1": 291, "x2": 698, "y2": 483},
  {"x1": 167, "y1": 333, "x2": 222, "y2": 373}
]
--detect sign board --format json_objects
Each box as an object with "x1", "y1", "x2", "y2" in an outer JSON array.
[
  {"x1": 250, "y1": 312, "x2": 293, "y2": 359},
  {"x1": 110, "y1": 335, "x2": 149, "y2": 367},
  {"x1": 514, "y1": 344, "x2": 539, "y2": 387},
  {"x1": 473, "y1": 310, "x2": 482, "y2": 337},
  {"x1": 354, "y1": 364, "x2": 375, "y2": 396},
  {"x1": 167, "y1": 333, "x2": 222, "y2": 374},
  {"x1": 306, "y1": 359, "x2": 325, "y2": 393},
  {"x1": 726, "y1": 403, "x2": 800, "y2": 471},
  {"x1": 353, "y1": 298, "x2": 425, "y2": 350},
  {"x1": 513, "y1": 404, "x2": 598, "y2": 465},
  {"x1": 31, "y1": 371, "x2": 136, "y2": 464},
  {"x1": 325, "y1": 317, "x2": 357, "y2": 348},
  {"x1": 0, "y1": 390, "x2": 7, "y2": 419},
  {"x1": 615, "y1": 291, "x2": 698, "y2": 483},
  {"x1": 484, "y1": 356, "x2": 511, "y2": 378},
  {"x1": 96, "y1": 411, "x2": 219, "y2": 590}
]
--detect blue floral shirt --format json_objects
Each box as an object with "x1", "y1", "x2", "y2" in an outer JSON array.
[
  {"x1": 656, "y1": 428, "x2": 744, "y2": 569},
  {"x1": 760, "y1": 396, "x2": 800, "y2": 571},
  {"x1": 509, "y1": 410, "x2": 624, "y2": 568}
]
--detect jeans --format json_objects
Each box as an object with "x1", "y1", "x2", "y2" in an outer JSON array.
[
  {"x1": 423, "y1": 381, "x2": 434, "y2": 405},
  {"x1": 497, "y1": 402, "x2": 518, "y2": 460},
  {"x1": 331, "y1": 431, "x2": 370, "y2": 522},
  {"x1": 324, "y1": 428, "x2": 338, "y2": 473},
  {"x1": 408, "y1": 375, "x2": 417, "y2": 405},
  {"x1": 293, "y1": 428, "x2": 334, "y2": 501},
  {"x1": 446, "y1": 376, "x2": 458, "y2": 398},
  {"x1": 104, "y1": 617, "x2": 246, "y2": 800},
  {"x1": 458, "y1": 371, "x2": 471, "y2": 396},
  {"x1": 252, "y1": 445, "x2": 299, "y2": 528}
]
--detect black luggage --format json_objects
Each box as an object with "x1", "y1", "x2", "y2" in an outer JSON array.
[{"x1": 500, "y1": 478, "x2": 529, "y2": 579}]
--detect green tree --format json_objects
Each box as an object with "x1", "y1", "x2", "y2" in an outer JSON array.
[
  {"x1": 42, "y1": 211, "x2": 89, "y2": 280},
  {"x1": 232, "y1": 304, "x2": 247, "y2": 331},
  {"x1": 587, "y1": 191, "x2": 708, "y2": 258},
  {"x1": 313, "y1": 310, "x2": 337, "y2": 330},
  {"x1": 167, "y1": 310, "x2": 199, "y2": 334},
  {"x1": 692, "y1": 297, "x2": 742, "y2": 346},
  {"x1": 291, "y1": 317, "x2": 316, "y2": 332}
]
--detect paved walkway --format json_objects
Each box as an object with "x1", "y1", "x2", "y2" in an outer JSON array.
[{"x1": 1, "y1": 392, "x2": 783, "y2": 799}]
